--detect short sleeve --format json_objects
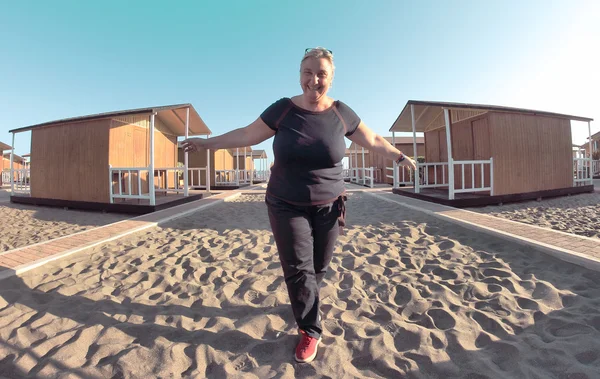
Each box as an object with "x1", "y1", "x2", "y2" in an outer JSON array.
[
  {"x1": 260, "y1": 98, "x2": 292, "y2": 131},
  {"x1": 337, "y1": 101, "x2": 361, "y2": 136}
]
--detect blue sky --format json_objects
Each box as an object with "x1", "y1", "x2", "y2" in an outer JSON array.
[{"x1": 1, "y1": 0, "x2": 598, "y2": 165}]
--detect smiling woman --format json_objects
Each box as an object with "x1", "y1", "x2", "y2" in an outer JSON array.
[{"x1": 181, "y1": 46, "x2": 416, "y2": 364}]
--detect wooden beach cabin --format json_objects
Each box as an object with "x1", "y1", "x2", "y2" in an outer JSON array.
[
  {"x1": 177, "y1": 145, "x2": 255, "y2": 189},
  {"x1": 251, "y1": 149, "x2": 269, "y2": 182},
  {"x1": 347, "y1": 137, "x2": 425, "y2": 187},
  {"x1": 8, "y1": 104, "x2": 212, "y2": 214},
  {"x1": 388, "y1": 100, "x2": 594, "y2": 207}
]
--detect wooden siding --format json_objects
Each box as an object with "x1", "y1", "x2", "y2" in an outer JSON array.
[
  {"x1": 109, "y1": 117, "x2": 177, "y2": 196},
  {"x1": 178, "y1": 148, "x2": 235, "y2": 186},
  {"x1": 31, "y1": 119, "x2": 110, "y2": 202},
  {"x1": 426, "y1": 109, "x2": 488, "y2": 132},
  {"x1": 472, "y1": 117, "x2": 491, "y2": 188},
  {"x1": 488, "y1": 112, "x2": 572, "y2": 195}
]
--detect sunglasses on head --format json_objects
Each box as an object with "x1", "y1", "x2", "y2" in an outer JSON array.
[{"x1": 305, "y1": 48, "x2": 333, "y2": 55}]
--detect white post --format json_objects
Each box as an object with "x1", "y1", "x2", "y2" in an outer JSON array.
[
  {"x1": 184, "y1": 107, "x2": 190, "y2": 197},
  {"x1": 249, "y1": 150, "x2": 254, "y2": 185},
  {"x1": 149, "y1": 113, "x2": 156, "y2": 206},
  {"x1": 109, "y1": 164, "x2": 113, "y2": 203},
  {"x1": 206, "y1": 145, "x2": 211, "y2": 193},
  {"x1": 411, "y1": 104, "x2": 420, "y2": 193},
  {"x1": 588, "y1": 121, "x2": 593, "y2": 185},
  {"x1": 490, "y1": 158, "x2": 494, "y2": 196},
  {"x1": 9, "y1": 133, "x2": 15, "y2": 195},
  {"x1": 353, "y1": 143, "x2": 358, "y2": 183},
  {"x1": 392, "y1": 132, "x2": 397, "y2": 188},
  {"x1": 236, "y1": 148, "x2": 240, "y2": 186},
  {"x1": 361, "y1": 147, "x2": 365, "y2": 185},
  {"x1": 443, "y1": 108, "x2": 454, "y2": 200}
]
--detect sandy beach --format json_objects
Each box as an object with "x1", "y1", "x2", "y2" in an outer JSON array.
[
  {"x1": 0, "y1": 203, "x2": 128, "y2": 252},
  {"x1": 1, "y1": 192, "x2": 599, "y2": 378},
  {"x1": 471, "y1": 192, "x2": 600, "y2": 239}
]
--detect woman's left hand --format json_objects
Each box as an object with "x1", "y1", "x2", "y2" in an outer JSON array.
[{"x1": 400, "y1": 156, "x2": 417, "y2": 170}]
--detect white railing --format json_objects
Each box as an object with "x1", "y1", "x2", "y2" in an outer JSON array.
[
  {"x1": 387, "y1": 166, "x2": 414, "y2": 186},
  {"x1": 11, "y1": 169, "x2": 31, "y2": 195},
  {"x1": 414, "y1": 159, "x2": 494, "y2": 197},
  {"x1": 188, "y1": 167, "x2": 209, "y2": 189},
  {"x1": 573, "y1": 158, "x2": 592, "y2": 186},
  {"x1": 349, "y1": 167, "x2": 375, "y2": 187},
  {"x1": 453, "y1": 159, "x2": 494, "y2": 194},
  {"x1": 2, "y1": 170, "x2": 11, "y2": 185},
  {"x1": 342, "y1": 168, "x2": 351, "y2": 179},
  {"x1": 239, "y1": 169, "x2": 254, "y2": 184},
  {"x1": 253, "y1": 170, "x2": 270, "y2": 181},
  {"x1": 109, "y1": 165, "x2": 151, "y2": 203},
  {"x1": 593, "y1": 160, "x2": 600, "y2": 178},
  {"x1": 364, "y1": 167, "x2": 374, "y2": 188},
  {"x1": 215, "y1": 169, "x2": 238, "y2": 186},
  {"x1": 418, "y1": 162, "x2": 449, "y2": 189},
  {"x1": 154, "y1": 167, "x2": 209, "y2": 194}
]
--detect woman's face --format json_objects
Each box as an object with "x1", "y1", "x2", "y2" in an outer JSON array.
[{"x1": 300, "y1": 57, "x2": 333, "y2": 102}]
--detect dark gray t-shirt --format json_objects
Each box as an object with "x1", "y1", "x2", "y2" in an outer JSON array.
[{"x1": 260, "y1": 97, "x2": 361, "y2": 205}]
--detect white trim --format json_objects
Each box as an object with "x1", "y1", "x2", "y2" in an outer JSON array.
[
  {"x1": 392, "y1": 132, "x2": 397, "y2": 188},
  {"x1": 10, "y1": 133, "x2": 15, "y2": 195},
  {"x1": 149, "y1": 113, "x2": 156, "y2": 206},
  {"x1": 184, "y1": 107, "x2": 190, "y2": 197},
  {"x1": 411, "y1": 104, "x2": 419, "y2": 193},
  {"x1": 443, "y1": 108, "x2": 454, "y2": 200}
]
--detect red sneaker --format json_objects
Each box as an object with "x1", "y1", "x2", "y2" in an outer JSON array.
[{"x1": 295, "y1": 330, "x2": 322, "y2": 363}]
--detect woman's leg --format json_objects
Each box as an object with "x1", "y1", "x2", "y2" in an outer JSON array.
[
  {"x1": 312, "y1": 200, "x2": 341, "y2": 289},
  {"x1": 265, "y1": 195, "x2": 321, "y2": 338}
]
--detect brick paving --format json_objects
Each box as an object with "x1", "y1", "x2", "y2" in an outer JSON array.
[
  {"x1": 370, "y1": 191, "x2": 600, "y2": 270},
  {"x1": 2, "y1": 185, "x2": 600, "y2": 281},
  {"x1": 0, "y1": 189, "x2": 247, "y2": 280}
]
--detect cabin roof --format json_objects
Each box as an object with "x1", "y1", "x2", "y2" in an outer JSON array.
[
  {"x1": 9, "y1": 103, "x2": 212, "y2": 136},
  {"x1": 390, "y1": 100, "x2": 593, "y2": 133}
]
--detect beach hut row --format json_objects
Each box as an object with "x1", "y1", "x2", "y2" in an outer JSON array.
[
  {"x1": 4, "y1": 100, "x2": 595, "y2": 212},
  {"x1": 5, "y1": 104, "x2": 269, "y2": 214},
  {"x1": 344, "y1": 100, "x2": 595, "y2": 206}
]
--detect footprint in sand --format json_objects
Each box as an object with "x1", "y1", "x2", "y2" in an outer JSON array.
[
  {"x1": 244, "y1": 290, "x2": 264, "y2": 305},
  {"x1": 575, "y1": 350, "x2": 599, "y2": 364},
  {"x1": 392, "y1": 327, "x2": 421, "y2": 352},
  {"x1": 339, "y1": 273, "x2": 354, "y2": 290},
  {"x1": 426, "y1": 308, "x2": 456, "y2": 330},
  {"x1": 516, "y1": 296, "x2": 539, "y2": 310},
  {"x1": 471, "y1": 310, "x2": 509, "y2": 338},
  {"x1": 392, "y1": 285, "x2": 413, "y2": 307}
]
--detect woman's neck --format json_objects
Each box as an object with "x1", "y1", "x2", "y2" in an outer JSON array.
[{"x1": 294, "y1": 95, "x2": 334, "y2": 112}]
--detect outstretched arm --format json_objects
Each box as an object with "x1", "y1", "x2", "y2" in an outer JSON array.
[
  {"x1": 182, "y1": 117, "x2": 275, "y2": 152},
  {"x1": 347, "y1": 121, "x2": 417, "y2": 169}
]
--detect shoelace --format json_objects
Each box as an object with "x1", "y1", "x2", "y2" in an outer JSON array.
[{"x1": 299, "y1": 333, "x2": 314, "y2": 352}]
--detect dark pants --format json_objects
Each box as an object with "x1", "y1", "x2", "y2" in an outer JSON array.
[{"x1": 265, "y1": 194, "x2": 343, "y2": 339}]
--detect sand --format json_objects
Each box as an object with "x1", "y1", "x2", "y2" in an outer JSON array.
[
  {"x1": 0, "y1": 203, "x2": 128, "y2": 252},
  {"x1": 471, "y1": 192, "x2": 600, "y2": 239},
  {"x1": 1, "y1": 192, "x2": 600, "y2": 378}
]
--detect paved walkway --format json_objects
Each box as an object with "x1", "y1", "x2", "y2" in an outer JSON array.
[
  {"x1": 0, "y1": 189, "x2": 248, "y2": 280},
  {"x1": 369, "y1": 191, "x2": 600, "y2": 271},
  {"x1": 2, "y1": 185, "x2": 600, "y2": 281}
]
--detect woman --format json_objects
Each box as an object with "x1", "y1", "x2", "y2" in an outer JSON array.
[{"x1": 182, "y1": 47, "x2": 416, "y2": 363}]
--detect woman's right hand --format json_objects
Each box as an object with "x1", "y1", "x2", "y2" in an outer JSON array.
[{"x1": 181, "y1": 138, "x2": 207, "y2": 153}]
